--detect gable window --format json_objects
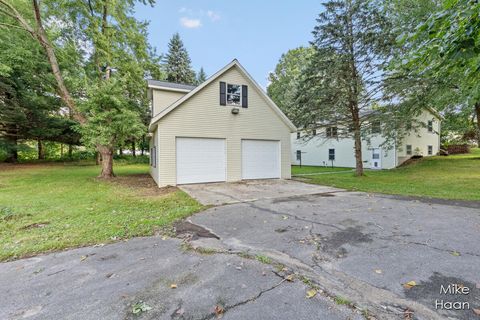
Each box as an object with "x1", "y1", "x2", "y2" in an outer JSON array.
[
  {"x1": 406, "y1": 145, "x2": 412, "y2": 155},
  {"x1": 428, "y1": 145, "x2": 433, "y2": 155},
  {"x1": 427, "y1": 120, "x2": 433, "y2": 132},
  {"x1": 326, "y1": 127, "x2": 338, "y2": 138},
  {"x1": 296, "y1": 150, "x2": 301, "y2": 161},
  {"x1": 371, "y1": 121, "x2": 381, "y2": 134},
  {"x1": 226, "y1": 83, "x2": 241, "y2": 106},
  {"x1": 328, "y1": 148, "x2": 335, "y2": 161},
  {"x1": 296, "y1": 132, "x2": 301, "y2": 139}
]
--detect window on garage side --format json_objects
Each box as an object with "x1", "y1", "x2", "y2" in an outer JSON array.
[
  {"x1": 150, "y1": 146, "x2": 156, "y2": 168},
  {"x1": 428, "y1": 145, "x2": 433, "y2": 155},
  {"x1": 328, "y1": 148, "x2": 335, "y2": 161},
  {"x1": 296, "y1": 150, "x2": 301, "y2": 161}
]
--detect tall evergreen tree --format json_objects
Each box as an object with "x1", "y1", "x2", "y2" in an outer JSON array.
[
  {"x1": 296, "y1": 0, "x2": 393, "y2": 176},
  {"x1": 196, "y1": 67, "x2": 207, "y2": 85},
  {"x1": 164, "y1": 33, "x2": 196, "y2": 84}
]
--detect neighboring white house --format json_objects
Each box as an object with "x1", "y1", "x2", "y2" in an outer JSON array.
[
  {"x1": 292, "y1": 109, "x2": 441, "y2": 169},
  {"x1": 148, "y1": 59, "x2": 296, "y2": 187}
]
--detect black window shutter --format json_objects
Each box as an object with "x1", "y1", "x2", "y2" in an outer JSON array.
[
  {"x1": 242, "y1": 85, "x2": 248, "y2": 108},
  {"x1": 219, "y1": 82, "x2": 226, "y2": 106}
]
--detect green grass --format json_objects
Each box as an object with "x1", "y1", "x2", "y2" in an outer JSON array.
[
  {"x1": 296, "y1": 149, "x2": 480, "y2": 201},
  {"x1": 292, "y1": 165, "x2": 352, "y2": 175},
  {"x1": 0, "y1": 163, "x2": 203, "y2": 261}
]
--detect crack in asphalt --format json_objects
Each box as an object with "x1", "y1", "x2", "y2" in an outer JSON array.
[{"x1": 194, "y1": 273, "x2": 287, "y2": 320}]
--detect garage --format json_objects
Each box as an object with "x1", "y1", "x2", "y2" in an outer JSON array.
[
  {"x1": 242, "y1": 140, "x2": 280, "y2": 180},
  {"x1": 176, "y1": 137, "x2": 226, "y2": 184}
]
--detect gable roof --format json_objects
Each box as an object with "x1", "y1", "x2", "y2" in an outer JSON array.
[
  {"x1": 147, "y1": 80, "x2": 196, "y2": 92},
  {"x1": 148, "y1": 59, "x2": 297, "y2": 132}
]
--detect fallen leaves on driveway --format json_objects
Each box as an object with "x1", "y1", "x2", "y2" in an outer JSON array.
[
  {"x1": 170, "y1": 284, "x2": 177, "y2": 289},
  {"x1": 450, "y1": 251, "x2": 461, "y2": 256},
  {"x1": 214, "y1": 305, "x2": 224, "y2": 317},
  {"x1": 472, "y1": 308, "x2": 480, "y2": 316},
  {"x1": 374, "y1": 269, "x2": 383, "y2": 274},
  {"x1": 403, "y1": 281, "x2": 417, "y2": 289},
  {"x1": 306, "y1": 289, "x2": 317, "y2": 299}
]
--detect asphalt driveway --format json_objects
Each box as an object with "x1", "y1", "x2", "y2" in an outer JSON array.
[
  {"x1": 189, "y1": 190, "x2": 480, "y2": 320},
  {"x1": 1, "y1": 181, "x2": 479, "y2": 320}
]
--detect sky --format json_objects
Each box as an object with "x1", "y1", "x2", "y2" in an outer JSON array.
[{"x1": 134, "y1": 1, "x2": 324, "y2": 88}]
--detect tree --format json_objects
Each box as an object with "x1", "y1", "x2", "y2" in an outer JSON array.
[
  {"x1": 0, "y1": 21, "x2": 79, "y2": 162},
  {"x1": 163, "y1": 33, "x2": 196, "y2": 84},
  {"x1": 296, "y1": 0, "x2": 393, "y2": 176},
  {"x1": 196, "y1": 67, "x2": 207, "y2": 85},
  {"x1": 398, "y1": 0, "x2": 480, "y2": 146},
  {"x1": 267, "y1": 47, "x2": 314, "y2": 118},
  {"x1": 0, "y1": 0, "x2": 158, "y2": 177}
]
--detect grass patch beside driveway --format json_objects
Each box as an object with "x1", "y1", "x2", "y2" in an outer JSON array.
[
  {"x1": 0, "y1": 163, "x2": 203, "y2": 261},
  {"x1": 295, "y1": 149, "x2": 480, "y2": 201}
]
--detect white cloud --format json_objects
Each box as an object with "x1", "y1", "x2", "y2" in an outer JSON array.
[
  {"x1": 180, "y1": 17, "x2": 202, "y2": 29},
  {"x1": 207, "y1": 10, "x2": 221, "y2": 22}
]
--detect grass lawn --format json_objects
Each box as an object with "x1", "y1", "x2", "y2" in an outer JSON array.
[
  {"x1": 295, "y1": 149, "x2": 480, "y2": 201},
  {"x1": 0, "y1": 162, "x2": 203, "y2": 261},
  {"x1": 292, "y1": 165, "x2": 352, "y2": 175}
]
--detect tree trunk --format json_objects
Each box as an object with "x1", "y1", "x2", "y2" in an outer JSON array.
[
  {"x1": 97, "y1": 146, "x2": 115, "y2": 178},
  {"x1": 131, "y1": 140, "x2": 136, "y2": 157},
  {"x1": 353, "y1": 128, "x2": 364, "y2": 176},
  {"x1": 141, "y1": 135, "x2": 145, "y2": 155},
  {"x1": 475, "y1": 102, "x2": 480, "y2": 148},
  {"x1": 119, "y1": 147, "x2": 123, "y2": 155},
  {"x1": 37, "y1": 139, "x2": 45, "y2": 160},
  {"x1": 68, "y1": 144, "x2": 73, "y2": 158},
  {"x1": 95, "y1": 151, "x2": 101, "y2": 165},
  {"x1": 60, "y1": 143, "x2": 64, "y2": 157},
  {"x1": 4, "y1": 132, "x2": 18, "y2": 163},
  {"x1": 30, "y1": 0, "x2": 86, "y2": 124}
]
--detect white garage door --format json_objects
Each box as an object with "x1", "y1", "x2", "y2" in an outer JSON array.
[
  {"x1": 176, "y1": 138, "x2": 226, "y2": 184},
  {"x1": 242, "y1": 140, "x2": 280, "y2": 180}
]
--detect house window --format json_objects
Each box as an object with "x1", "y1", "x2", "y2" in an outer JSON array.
[
  {"x1": 296, "y1": 132, "x2": 301, "y2": 139},
  {"x1": 296, "y1": 150, "x2": 301, "y2": 161},
  {"x1": 428, "y1": 145, "x2": 433, "y2": 155},
  {"x1": 348, "y1": 124, "x2": 354, "y2": 133},
  {"x1": 226, "y1": 83, "x2": 241, "y2": 106},
  {"x1": 312, "y1": 129, "x2": 317, "y2": 136},
  {"x1": 406, "y1": 145, "x2": 412, "y2": 155},
  {"x1": 371, "y1": 121, "x2": 381, "y2": 134},
  {"x1": 150, "y1": 146, "x2": 156, "y2": 168},
  {"x1": 328, "y1": 148, "x2": 335, "y2": 161},
  {"x1": 326, "y1": 127, "x2": 338, "y2": 138},
  {"x1": 427, "y1": 120, "x2": 433, "y2": 132}
]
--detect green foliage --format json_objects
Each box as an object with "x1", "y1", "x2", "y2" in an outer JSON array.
[
  {"x1": 0, "y1": 163, "x2": 203, "y2": 261},
  {"x1": 78, "y1": 80, "x2": 146, "y2": 149},
  {"x1": 267, "y1": 46, "x2": 314, "y2": 119},
  {"x1": 196, "y1": 67, "x2": 207, "y2": 85},
  {"x1": 163, "y1": 33, "x2": 196, "y2": 84},
  {"x1": 390, "y1": 0, "x2": 480, "y2": 144}
]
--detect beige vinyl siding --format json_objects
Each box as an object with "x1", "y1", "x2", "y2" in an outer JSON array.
[
  {"x1": 153, "y1": 66, "x2": 292, "y2": 187},
  {"x1": 152, "y1": 90, "x2": 186, "y2": 116}
]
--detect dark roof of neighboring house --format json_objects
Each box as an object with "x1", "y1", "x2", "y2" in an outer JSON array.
[{"x1": 147, "y1": 79, "x2": 196, "y2": 91}]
